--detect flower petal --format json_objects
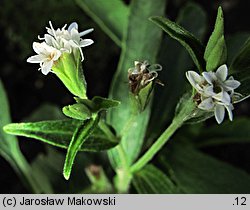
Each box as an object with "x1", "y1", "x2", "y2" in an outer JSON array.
[
  {"x1": 52, "y1": 50, "x2": 62, "y2": 61},
  {"x1": 224, "y1": 80, "x2": 241, "y2": 90},
  {"x1": 222, "y1": 91, "x2": 231, "y2": 104},
  {"x1": 198, "y1": 97, "x2": 214, "y2": 110},
  {"x1": 27, "y1": 54, "x2": 46, "y2": 63},
  {"x1": 79, "y1": 28, "x2": 94, "y2": 37},
  {"x1": 33, "y1": 42, "x2": 45, "y2": 54},
  {"x1": 203, "y1": 85, "x2": 215, "y2": 97},
  {"x1": 214, "y1": 104, "x2": 225, "y2": 124},
  {"x1": 70, "y1": 28, "x2": 80, "y2": 43},
  {"x1": 213, "y1": 91, "x2": 231, "y2": 104},
  {"x1": 68, "y1": 22, "x2": 78, "y2": 31},
  {"x1": 41, "y1": 61, "x2": 53, "y2": 75},
  {"x1": 80, "y1": 39, "x2": 94, "y2": 47},
  {"x1": 202, "y1": 72, "x2": 215, "y2": 84},
  {"x1": 215, "y1": 64, "x2": 228, "y2": 81},
  {"x1": 186, "y1": 71, "x2": 203, "y2": 89}
]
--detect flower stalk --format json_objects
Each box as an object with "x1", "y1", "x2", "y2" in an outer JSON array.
[{"x1": 130, "y1": 118, "x2": 183, "y2": 173}]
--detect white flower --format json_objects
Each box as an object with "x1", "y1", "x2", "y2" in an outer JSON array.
[
  {"x1": 27, "y1": 42, "x2": 61, "y2": 75},
  {"x1": 28, "y1": 21, "x2": 94, "y2": 75},
  {"x1": 42, "y1": 21, "x2": 94, "y2": 60},
  {"x1": 186, "y1": 64, "x2": 241, "y2": 124},
  {"x1": 66, "y1": 22, "x2": 94, "y2": 61},
  {"x1": 197, "y1": 97, "x2": 234, "y2": 124},
  {"x1": 202, "y1": 64, "x2": 241, "y2": 94}
]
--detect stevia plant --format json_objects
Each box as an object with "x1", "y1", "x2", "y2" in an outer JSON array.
[{"x1": 1, "y1": 0, "x2": 250, "y2": 193}]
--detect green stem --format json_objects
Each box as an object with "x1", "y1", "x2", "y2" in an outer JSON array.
[
  {"x1": 116, "y1": 144, "x2": 129, "y2": 171},
  {"x1": 99, "y1": 120, "x2": 129, "y2": 170},
  {"x1": 99, "y1": 120, "x2": 131, "y2": 192},
  {"x1": 98, "y1": 120, "x2": 117, "y2": 142},
  {"x1": 130, "y1": 93, "x2": 196, "y2": 173},
  {"x1": 130, "y1": 118, "x2": 184, "y2": 173}
]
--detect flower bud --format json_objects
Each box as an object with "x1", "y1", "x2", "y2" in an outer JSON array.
[{"x1": 128, "y1": 61, "x2": 163, "y2": 113}]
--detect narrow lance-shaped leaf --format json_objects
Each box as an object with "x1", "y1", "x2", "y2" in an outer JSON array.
[
  {"x1": 204, "y1": 6, "x2": 227, "y2": 71},
  {"x1": 227, "y1": 33, "x2": 250, "y2": 65},
  {"x1": 4, "y1": 119, "x2": 120, "y2": 152},
  {"x1": 63, "y1": 116, "x2": 99, "y2": 180},
  {"x1": 230, "y1": 37, "x2": 250, "y2": 98},
  {"x1": 75, "y1": 0, "x2": 129, "y2": 46},
  {"x1": 150, "y1": 16, "x2": 205, "y2": 72},
  {"x1": 107, "y1": 0, "x2": 166, "y2": 168},
  {"x1": 132, "y1": 164, "x2": 179, "y2": 194}
]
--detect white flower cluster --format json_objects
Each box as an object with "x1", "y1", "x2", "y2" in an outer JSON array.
[
  {"x1": 27, "y1": 21, "x2": 94, "y2": 75},
  {"x1": 186, "y1": 64, "x2": 241, "y2": 124}
]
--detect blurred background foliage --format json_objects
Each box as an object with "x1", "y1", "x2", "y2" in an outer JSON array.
[{"x1": 0, "y1": 0, "x2": 250, "y2": 193}]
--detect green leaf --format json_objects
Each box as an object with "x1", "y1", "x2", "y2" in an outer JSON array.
[
  {"x1": 204, "y1": 7, "x2": 227, "y2": 71},
  {"x1": 4, "y1": 119, "x2": 119, "y2": 152},
  {"x1": 176, "y1": 2, "x2": 207, "y2": 41},
  {"x1": 163, "y1": 143, "x2": 250, "y2": 193},
  {"x1": 108, "y1": 0, "x2": 166, "y2": 168},
  {"x1": 0, "y1": 80, "x2": 17, "y2": 154},
  {"x1": 148, "y1": 3, "x2": 207, "y2": 138},
  {"x1": 63, "y1": 103, "x2": 92, "y2": 120},
  {"x1": 75, "y1": 96, "x2": 120, "y2": 113},
  {"x1": 75, "y1": 0, "x2": 129, "y2": 46},
  {"x1": 227, "y1": 33, "x2": 250, "y2": 65},
  {"x1": 132, "y1": 164, "x2": 179, "y2": 194},
  {"x1": 230, "y1": 37, "x2": 250, "y2": 98},
  {"x1": 150, "y1": 16, "x2": 205, "y2": 72},
  {"x1": 63, "y1": 116, "x2": 99, "y2": 180},
  {"x1": 196, "y1": 118, "x2": 250, "y2": 147}
]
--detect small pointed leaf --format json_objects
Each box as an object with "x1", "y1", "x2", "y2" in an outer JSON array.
[
  {"x1": 75, "y1": 96, "x2": 120, "y2": 113},
  {"x1": 204, "y1": 7, "x2": 227, "y2": 71},
  {"x1": 150, "y1": 16, "x2": 205, "y2": 72},
  {"x1": 230, "y1": 37, "x2": 250, "y2": 98},
  {"x1": 63, "y1": 103, "x2": 92, "y2": 120},
  {"x1": 63, "y1": 116, "x2": 99, "y2": 180}
]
